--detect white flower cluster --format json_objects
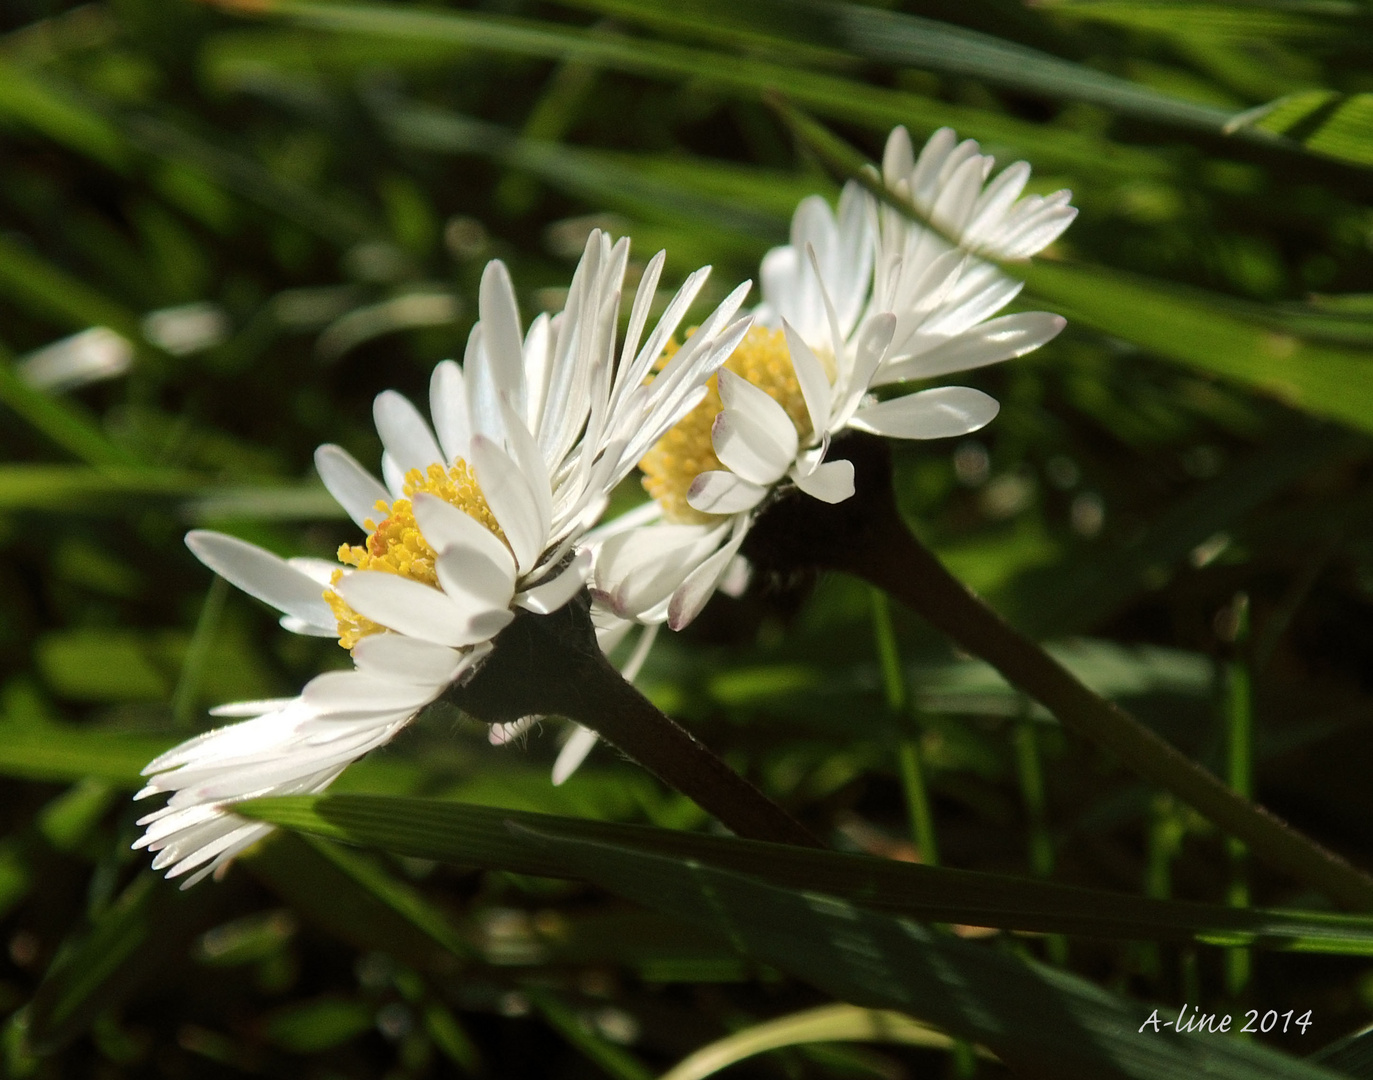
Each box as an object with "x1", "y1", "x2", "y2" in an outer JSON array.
[{"x1": 135, "y1": 127, "x2": 1075, "y2": 885}]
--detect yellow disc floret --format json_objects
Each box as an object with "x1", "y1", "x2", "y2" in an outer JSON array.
[
  {"x1": 326, "y1": 459, "x2": 505, "y2": 649},
  {"x1": 639, "y1": 325, "x2": 813, "y2": 524}
]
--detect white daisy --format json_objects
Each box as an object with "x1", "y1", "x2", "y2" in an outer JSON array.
[
  {"x1": 595, "y1": 126, "x2": 1076, "y2": 631},
  {"x1": 134, "y1": 231, "x2": 753, "y2": 886}
]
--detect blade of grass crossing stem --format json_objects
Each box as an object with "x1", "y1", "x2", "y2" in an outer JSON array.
[
  {"x1": 1141, "y1": 794, "x2": 1188, "y2": 981},
  {"x1": 526, "y1": 989, "x2": 654, "y2": 1080},
  {"x1": 868, "y1": 588, "x2": 973, "y2": 1073},
  {"x1": 1225, "y1": 594, "x2": 1255, "y2": 997},
  {"x1": 1012, "y1": 702, "x2": 1067, "y2": 965},
  {"x1": 868, "y1": 589, "x2": 939, "y2": 867},
  {"x1": 238, "y1": 794, "x2": 1373, "y2": 956},
  {"x1": 515, "y1": 824, "x2": 1347, "y2": 1080},
  {"x1": 659, "y1": 1003, "x2": 967, "y2": 1080}
]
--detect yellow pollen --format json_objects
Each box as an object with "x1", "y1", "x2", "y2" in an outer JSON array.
[
  {"x1": 639, "y1": 325, "x2": 813, "y2": 524},
  {"x1": 325, "y1": 459, "x2": 505, "y2": 649}
]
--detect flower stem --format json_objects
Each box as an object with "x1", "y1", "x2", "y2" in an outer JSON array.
[
  {"x1": 745, "y1": 434, "x2": 1373, "y2": 910},
  {"x1": 443, "y1": 599, "x2": 820, "y2": 850}
]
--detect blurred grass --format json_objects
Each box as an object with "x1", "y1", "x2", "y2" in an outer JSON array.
[{"x1": 2, "y1": 0, "x2": 1373, "y2": 1077}]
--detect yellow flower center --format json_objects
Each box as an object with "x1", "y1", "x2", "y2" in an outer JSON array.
[
  {"x1": 639, "y1": 326, "x2": 813, "y2": 524},
  {"x1": 326, "y1": 459, "x2": 504, "y2": 649}
]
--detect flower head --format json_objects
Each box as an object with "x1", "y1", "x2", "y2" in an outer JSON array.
[
  {"x1": 135, "y1": 231, "x2": 752, "y2": 886},
  {"x1": 593, "y1": 126, "x2": 1076, "y2": 631}
]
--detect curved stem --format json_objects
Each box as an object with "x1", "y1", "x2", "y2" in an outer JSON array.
[
  {"x1": 747, "y1": 435, "x2": 1373, "y2": 910},
  {"x1": 556, "y1": 649, "x2": 822, "y2": 849},
  {"x1": 443, "y1": 599, "x2": 820, "y2": 850}
]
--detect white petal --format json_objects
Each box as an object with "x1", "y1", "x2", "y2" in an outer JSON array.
[
  {"x1": 337, "y1": 570, "x2": 507, "y2": 648},
  {"x1": 668, "y1": 520, "x2": 749, "y2": 631},
  {"x1": 351, "y1": 633, "x2": 465, "y2": 686},
  {"x1": 470, "y1": 435, "x2": 545, "y2": 575},
  {"x1": 713, "y1": 370, "x2": 797, "y2": 484},
  {"x1": 831, "y1": 313, "x2": 896, "y2": 430},
  {"x1": 880, "y1": 312, "x2": 1066, "y2": 383},
  {"x1": 478, "y1": 260, "x2": 526, "y2": 409},
  {"x1": 209, "y1": 698, "x2": 296, "y2": 718},
  {"x1": 434, "y1": 543, "x2": 518, "y2": 618},
  {"x1": 516, "y1": 549, "x2": 591, "y2": 614},
  {"x1": 497, "y1": 397, "x2": 553, "y2": 543},
  {"x1": 781, "y1": 319, "x2": 833, "y2": 438},
  {"x1": 850, "y1": 386, "x2": 1000, "y2": 440},
  {"x1": 552, "y1": 726, "x2": 599, "y2": 786},
  {"x1": 280, "y1": 615, "x2": 339, "y2": 637},
  {"x1": 791, "y1": 458, "x2": 855, "y2": 504},
  {"x1": 315, "y1": 444, "x2": 391, "y2": 530},
  {"x1": 373, "y1": 391, "x2": 442, "y2": 475},
  {"x1": 302, "y1": 669, "x2": 440, "y2": 716},
  {"x1": 429, "y1": 360, "x2": 470, "y2": 464},
  {"x1": 686, "y1": 471, "x2": 767, "y2": 515},
  {"x1": 185, "y1": 531, "x2": 331, "y2": 628},
  {"x1": 287, "y1": 557, "x2": 339, "y2": 587},
  {"x1": 410, "y1": 491, "x2": 516, "y2": 577}
]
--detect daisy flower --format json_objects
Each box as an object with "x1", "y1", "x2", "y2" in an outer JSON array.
[
  {"x1": 593, "y1": 125, "x2": 1076, "y2": 631},
  {"x1": 133, "y1": 231, "x2": 753, "y2": 886}
]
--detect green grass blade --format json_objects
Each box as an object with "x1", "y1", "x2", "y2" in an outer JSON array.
[
  {"x1": 237, "y1": 794, "x2": 1373, "y2": 957},
  {"x1": 513, "y1": 825, "x2": 1346, "y2": 1080},
  {"x1": 557, "y1": 0, "x2": 1244, "y2": 135},
  {"x1": 248, "y1": 0, "x2": 1163, "y2": 176}
]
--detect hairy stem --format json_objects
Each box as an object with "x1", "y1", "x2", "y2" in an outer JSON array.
[
  {"x1": 746, "y1": 434, "x2": 1373, "y2": 910},
  {"x1": 443, "y1": 598, "x2": 820, "y2": 850}
]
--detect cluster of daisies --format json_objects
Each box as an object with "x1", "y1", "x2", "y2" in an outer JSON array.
[{"x1": 135, "y1": 127, "x2": 1076, "y2": 886}]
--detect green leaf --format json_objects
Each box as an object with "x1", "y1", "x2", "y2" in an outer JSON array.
[
  {"x1": 516, "y1": 826, "x2": 1346, "y2": 1080},
  {"x1": 238, "y1": 794, "x2": 1373, "y2": 956},
  {"x1": 262, "y1": 996, "x2": 374, "y2": 1053},
  {"x1": 0, "y1": 726, "x2": 179, "y2": 786}
]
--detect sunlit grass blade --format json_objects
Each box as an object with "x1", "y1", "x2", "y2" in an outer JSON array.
[
  {"x1": 660, "y1": 1003, "x2": 967, "y2": 1080},
  {"x1": 1230, "y1": 91, "x2": 1373, "y2": 170},
  {"x1": 1021, "y1": 260, "x2": 1373, "y2": 437},
  {"x1": 238, "y1": 794, "x2": 1373, "y2": 956}
]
